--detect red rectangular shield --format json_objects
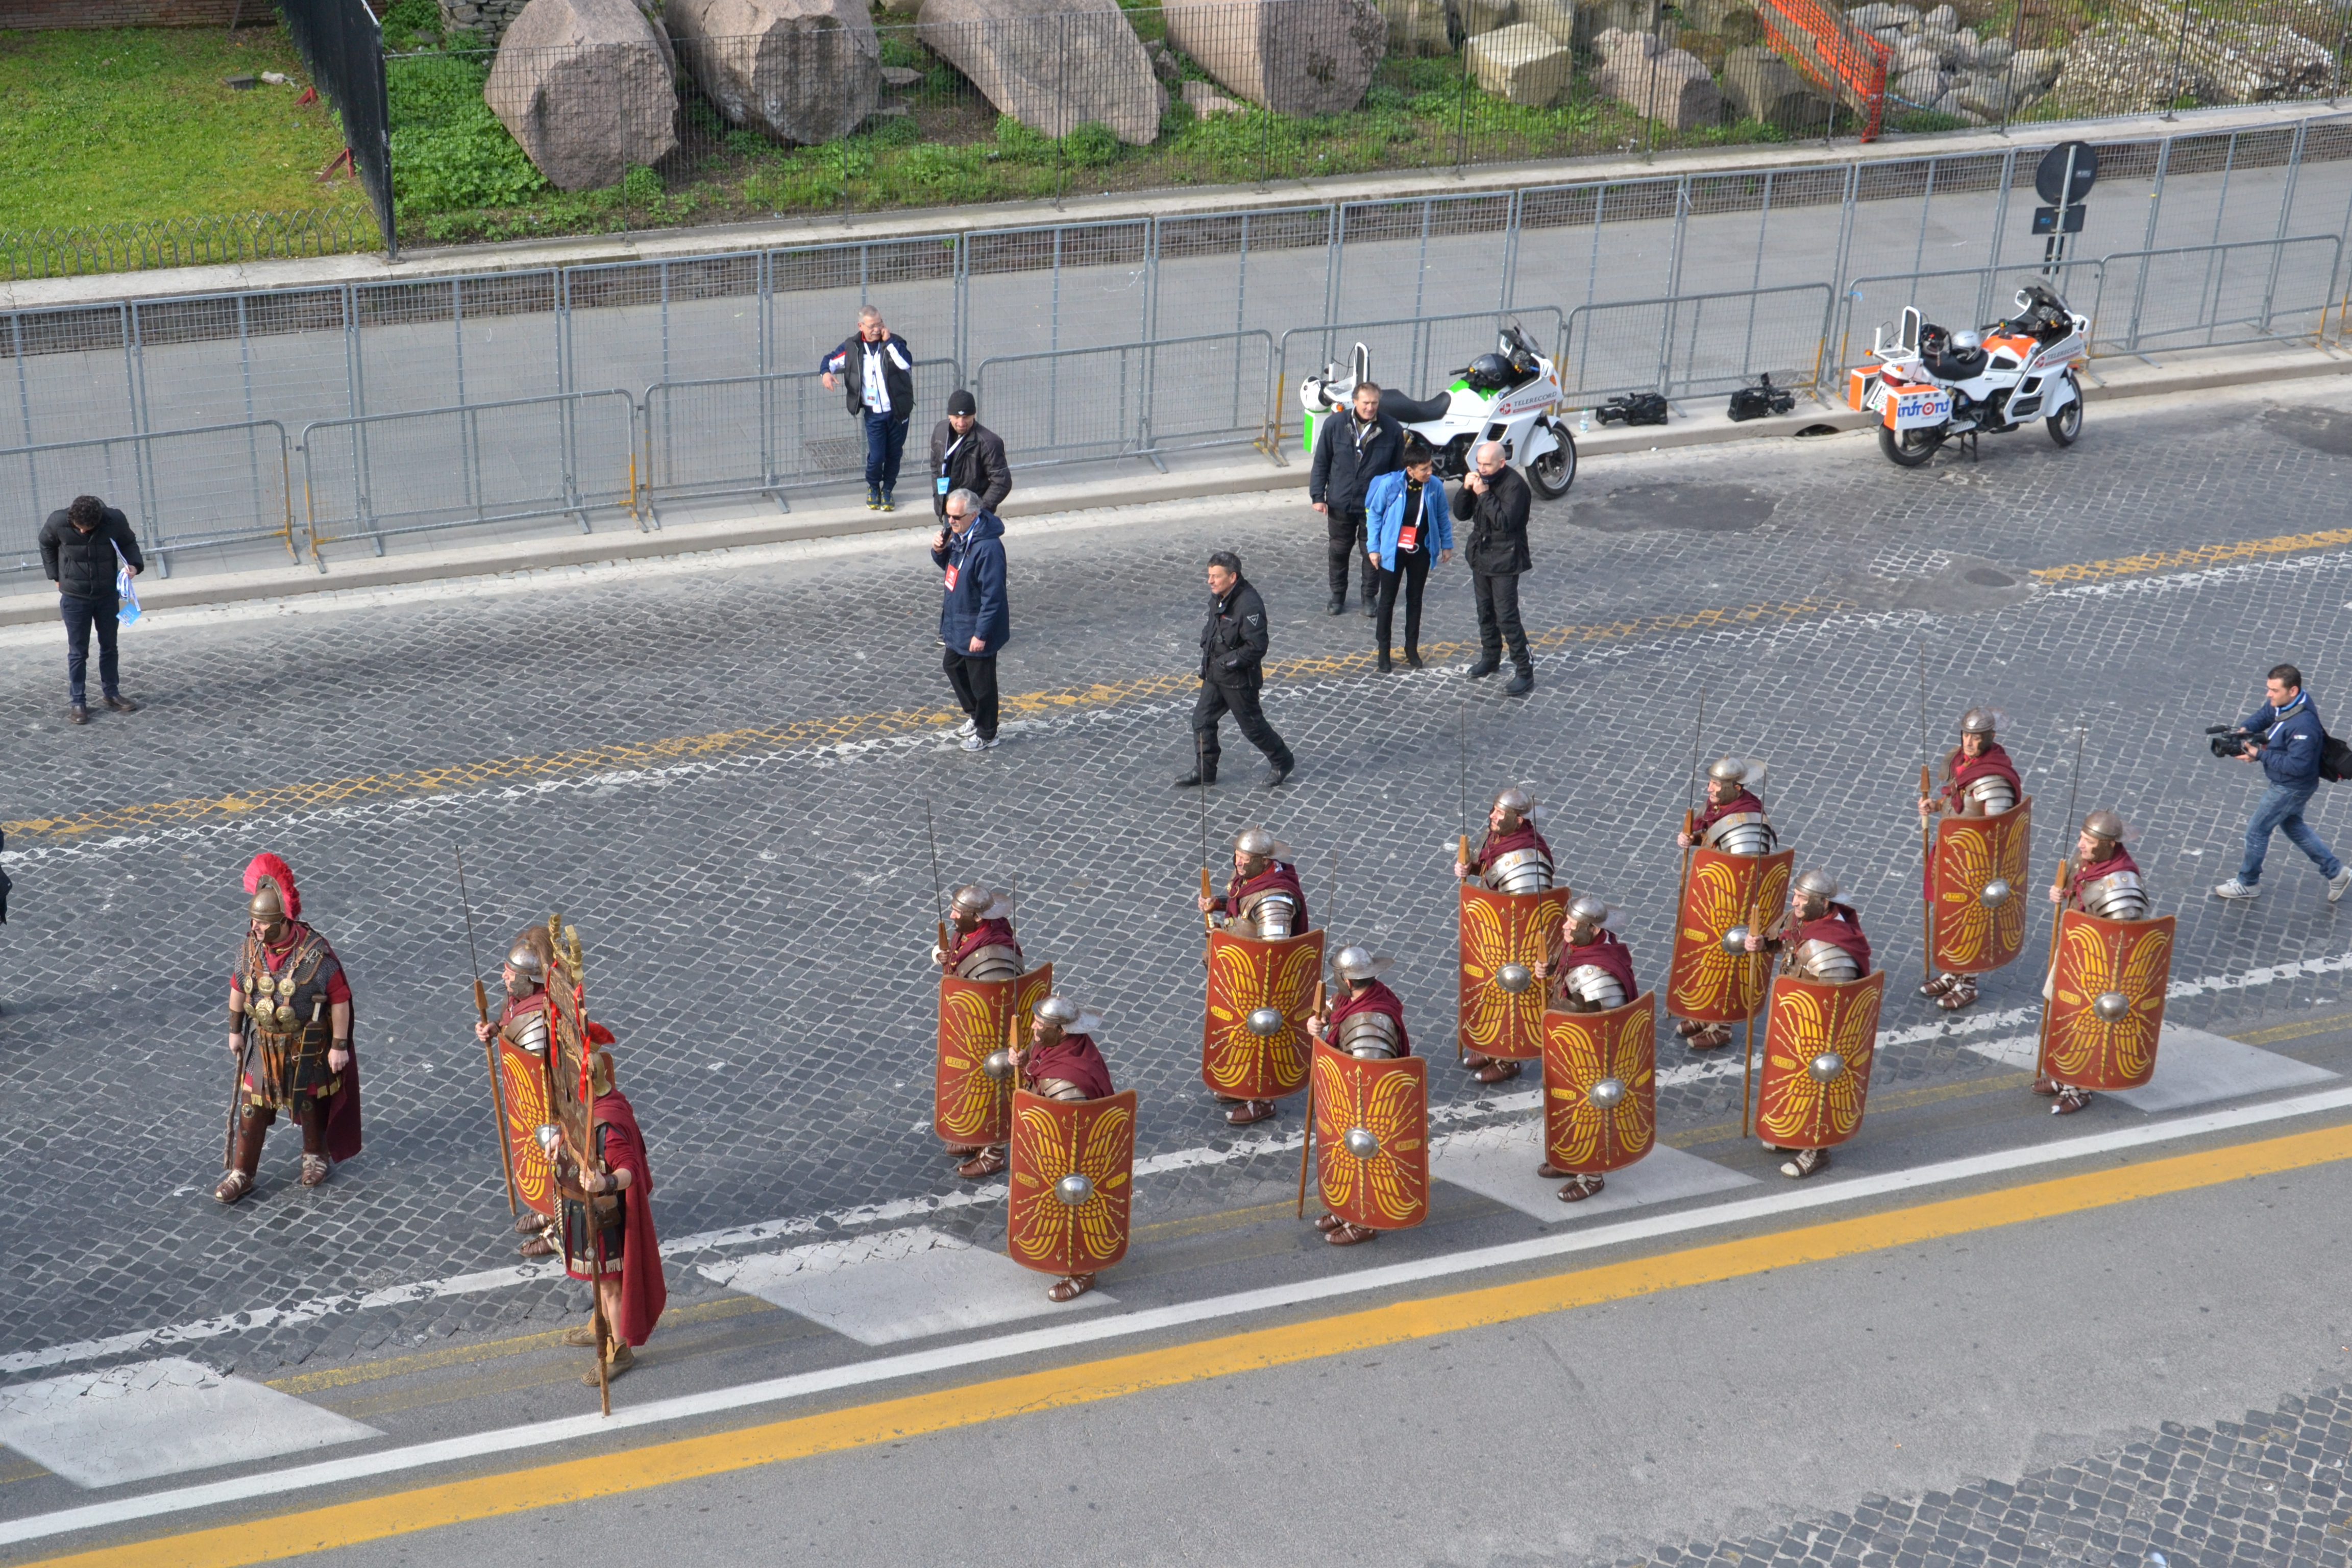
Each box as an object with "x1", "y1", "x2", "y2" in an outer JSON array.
[
  {"x1": 1929, "y1": 798, "x2": 2033, "y2": 975},
  {"x1": 1310, "y1": 1041, "x2": 1428, "y2": 1231},
  {"x1": 497, "y1": 1034, "x2": 556, "y2": 1219},
  {"x1": 1203, "y1": 927, "x2": 1324, "y2": 1099},
  {"x1": 1541, "y1": 992, "x2": 1657, "y2": 1175},
  {"x1": 2042, "y1": 910, "x2": 2175, "y2": 1090},
  {"x1": 1458, "y1": 881, "x2": 1573, "y2": 1060},
  {"x1": 1008, "y1": 1088, "x2": 1137, "y2": 1278},
  {"x1": 1754, "y1": 970, "x2": 1886, "y2": 1150},
  {"x1": 935, "y1": 963, "x2": 1053, "y2": 1146},
  {"x1": 1667, "y1": 848, "x2": 1793, "y2": 1022}
]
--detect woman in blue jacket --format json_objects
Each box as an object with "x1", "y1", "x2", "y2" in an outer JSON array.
[{"x1": 1362, "y1": 437, "x2": 1454, "y2": 672}]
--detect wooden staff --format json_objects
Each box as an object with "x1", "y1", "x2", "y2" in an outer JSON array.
[
  {"x1": 457, "y1": 850, "x2": 519, "y2": 1217},
  {"x1": 924, "y1": 798, "x2": 950, "y2": 961},
  {"x1": 2032, "y1": 727, "x2": 2087, "y2": 1084},
  {"x1": 1298, "y1": 974, "x2": 1327, "y2": 1219},
  {"x1": 1456, "y1": 831, "x2": 1472, "y2": 1065},
  {"x1": 223, "y1": 1012, "x2": 250, "y2": 1170},
  {"x1": 1919, "y1": 761, "x2": 1938, "y2": 986}
]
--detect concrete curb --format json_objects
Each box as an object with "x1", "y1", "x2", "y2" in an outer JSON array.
[{"x1": 5, "y1": 342, "x2": 2342, "y2": 628}]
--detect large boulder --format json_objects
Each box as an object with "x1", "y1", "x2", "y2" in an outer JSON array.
[
  {"x1": 668, "y1": 0, "x2": 883, "y2": 145},
  {"x1": 919, "y1": 0, "x2": 1165, "y2": 143},
  {"x1": 1161, "y1": 0, "x2": 1386, "y2": 116},
  {"x1": 1466, "y1": 21, "x2": 1573, "y2": 104},
  {"x1": 1516, "y1": 0, "x2": 1578, "y2": 46},
  {"x1": 1371, "y1": 0, "x2": 1452, "y2": 53},
  {"x1": 1461, "y1": 0, "x2": 1514, "y2": 32},
  {"x1": 1567, "y1": 0, "x2": 1661, "y2": 50},
  {"x1": 484, "y1": 0, "x2": 679, "y2": 191},
  {"x1": 1592, "y1": 29, "x2": 1722, "y2": 127},
  {"x1": 1723, "y1": 44, "x2": 1832, "y2": 128}
]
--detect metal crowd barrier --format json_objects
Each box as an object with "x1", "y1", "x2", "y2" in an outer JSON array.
[
  {"x1": 298, "y1": 389, "x2": 640, "y2": 569},
  {"x1": 1835, "y1": 261, "x2": 2106, "y2": 372},
  {"x1": 1270, "y1": 307, "x2": 1568, "y2": 453},
  {"x1": 0, "y1": 421, "x2": 297, "y2": 583},
  {"x1": 970, "y1": 332, "x2": 1277, "y2": 472},
  {"x1": 2088, "y1": 237, "x2": 2347, "y2": 358},
  {"x1": 638, "y1": 359, "x2": 963, "y2": 524},
  {"x1": 1560, "y1": 284, "x2": 1838, "y2": 408}
]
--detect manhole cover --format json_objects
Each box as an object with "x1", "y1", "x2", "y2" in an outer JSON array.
[{"x1": 1964, "y1": 568, "x2": 2017, "y2": 587}]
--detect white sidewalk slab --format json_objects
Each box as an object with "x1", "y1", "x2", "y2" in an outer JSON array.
[
  {"x1": 701, "y1": 1225, "x2": 1115, "y2": 1346},
  {"x1": 1431, "y1": 1119, "x2": 1756, "y2": 1222},
  {"x1": 0, "y1": 1358, "x2": 378, "y2": 1489},
  {"x1": 1964, "y1": 1024, "x2": 2337, "y2": 1112}
]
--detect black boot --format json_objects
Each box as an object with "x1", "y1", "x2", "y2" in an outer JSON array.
[
  {"x1": 1327, "y1": 596, "x2": 1344, "y2": 615},
  {"x1": 1505, "y1": 666, "x2": 1534, "y2": 696},
  {"x1": 1467, "y1": 656, "x2": 1501, "y2": 679},
  {"x1": 1174, "y1": 767, "x2": 1217, "y2": 788}
]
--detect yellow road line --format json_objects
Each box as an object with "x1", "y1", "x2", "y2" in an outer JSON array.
[
  {"x1": 2233, "y1": 1012, "x2": 2352, "y2": 1047},
  {"x1": 30, "y1": 1117, "x2": 2352, "y2": 1568},
  {"x1": 2027, "y1": 526, "x2": 2352, "y2": 584}
]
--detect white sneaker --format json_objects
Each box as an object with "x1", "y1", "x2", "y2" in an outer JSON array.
[
  {"x1": 960, "y1": 733, "x2": 997, "y2": 752},
  {"x1": 2331, "y1": 869, "x2": 2352, "y2": 903},
  {"x1": 2214, "y1": 878, "x2": 2261, "y2": 900},
  {"x1": 957, "y1": 718, "x2": 977, "y2": 738}
]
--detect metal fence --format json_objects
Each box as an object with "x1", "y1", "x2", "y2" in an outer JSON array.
[
  {"x1": 279, "y1": 0, "x2": 396, "y2": 257},
  {"x1": 298, "y1": 390, "x2": 640, "y2": 566},
  {"x1": 1561, "y1": 283, "x2": 1836, "y2": 405},
  {"x1": 1836, "y1": 260, "x2": 2110, "y2": 365},
  {"x1": 640, "y1": 359, "x2": 965, "y2": 522},
  {"x1": 972, "y1": 331, "x2": 1277, "y2": 470},
  {"x1": 2089, "y1": 235, "x2": 2347, "y2": 353},
  {"x1": 0, "y1": 424, "x2": 298, "y2": 582},
  {"x1": 1272, "y1": 308, "x2": 1570, "y2": 451}
]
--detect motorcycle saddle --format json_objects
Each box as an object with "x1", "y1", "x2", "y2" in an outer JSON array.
[{"x1": 1380, "y1": 387, "x2": 1453, "y2": 424}]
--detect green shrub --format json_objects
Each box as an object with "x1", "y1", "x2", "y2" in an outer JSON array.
[
  {"x1": 386, "y1": 54, "x2": 552, "y2": 212},
  {"x1": 1160, "y1": 97, "x2": 1196, "y2": 135},
  {"x1": 1062, "y1": 120, "x2": 1120, "y2": 166},
  {"x1": 995, "y1": 113, "x2": 1052, "y2": 161},
  {"x1": 380, "y1": 0, "x2": 443, "y2": 46}
]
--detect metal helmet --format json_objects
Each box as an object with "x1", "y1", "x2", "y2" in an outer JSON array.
[
  {"x1": 1233, "y1": 827, "x2": 1290, "y2": 862},
  {"x1": 1959, "y1": 706, "x2": 2001, "y2": 737},
  {"x1": 1035, "y1": 995, "x2": 1082, "y2": 1028},
  {"x1": 2083, "y1": 809, "x2": 2127, "y2": 846},
  {"x1": 950, "y1": 884, "x2": 1010, "y2": 921},
  {"x1": 506, "y1": 939, "x2": 548, "y2": 984},
  {"x1": 247, "y1": 878, "x2": 286, "y2": 928},
  {"x1": 1565, "y1": 893, "x2": 1612, "y2": 938},
  {"x1": 1333, "y1": 946, "x2": 1392, "y2": 982},
  {"x1": 1491, "y1": 786, "x2": 1534, "y2": 822},
  {"x1": 1706, "y1": 757, "x2": 1751, "y2": 785},
  {"x1": 1794, "y1": 869, "x2": 1840, "y2": 907}
]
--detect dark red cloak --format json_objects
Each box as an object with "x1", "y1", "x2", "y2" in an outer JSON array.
[
  {"x1": 1940, "y1": 741, "x2": 2022, "y2": 811},
  {"x1": 947, "y1": 917, "x2": 1022, "y2": 968},
  {"x1": 1789, "y1": 903, "x2": 1872, "y2": 976},
  {"x1": 1226, "y1": 861, "x2": 1309, "y2": 931},
  {"x1": 1694, "y1": 789, "x2": 1766, "y2": 833},
  {"x1": 1328, "y1": 979, "x2": 1411, "y2": 1056},
  {"x1": 2068, "y1": 846, "x2": 2142, "y2": 911},
  {"x1": 1025, "y1": 1032, "x2": 1115, "y2": 1098},
  {"x1": 592, "y1": 1088, "x2": 666, "y2": 1347},
  {"x1": 236, "y1": 921, "x2": 361, "y2": 1162},
  {"x1": 1474, "y1": 822, "x2": 1552, "y2": 873},
  {"x1": 1552, "y1": 929, "x2": 1637, "y2": 1004}
]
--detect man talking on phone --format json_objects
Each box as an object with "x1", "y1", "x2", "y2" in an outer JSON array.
[{"x1": 931, "y1": 488, "x2": 1010, "y2": 754}]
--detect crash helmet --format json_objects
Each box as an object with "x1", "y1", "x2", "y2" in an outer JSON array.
[
  {"x1": 1950, "y1": 328, "x2": 1983, "y2": 354},
  {"x1": 1464, "y1": 353, "x2": 1516, "y2": 394}
]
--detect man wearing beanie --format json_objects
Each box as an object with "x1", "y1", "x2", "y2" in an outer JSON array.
[{"x1": 930, "y1": 389, "x2": 1013, "y2": 524}]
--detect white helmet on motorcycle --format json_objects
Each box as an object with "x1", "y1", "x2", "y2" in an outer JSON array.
[{"x1": 1950, "y1": 329, "x2": 1983, "y2": 354}]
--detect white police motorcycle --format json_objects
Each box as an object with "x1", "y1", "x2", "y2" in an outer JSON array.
[
  {"x1": 1298, "y1": 325, "x2": 1577, "y2": 499},
  {"x1": 1850, "y1": 281, "x2": 2089, "y2": 469}
]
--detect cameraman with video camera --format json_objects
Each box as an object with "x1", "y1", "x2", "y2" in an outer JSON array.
[{"x1": 2213, "y1": 663, "x2": 2352, "y2": 903}]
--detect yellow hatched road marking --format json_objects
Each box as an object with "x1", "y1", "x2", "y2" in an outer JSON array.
[
  {"x1": 24, "y1": 1117, "x2": 2352, "y2": 1568},
  {"x1": 2026, "y1": 526, "x2": 2352, "y2": 584}
]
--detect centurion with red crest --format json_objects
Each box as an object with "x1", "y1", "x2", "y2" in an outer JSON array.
[
  {"x1": 1454, "y1": 786, "x2": 1572, "y2": 1087},
  {"x1": 2036, "y1": 810, "x2": 2171, "y2": 1116},
  {"x1": 1198, "y1": 827, "x2": 1322, "y2": 1128},
  {"x1": 1917, "y1": 707, "x2": 2033, "y2": 1013}
]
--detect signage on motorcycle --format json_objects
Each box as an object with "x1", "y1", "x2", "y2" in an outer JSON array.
[{"x1": 1889, "y1": 386, "x2": 1950, "y2": 429}]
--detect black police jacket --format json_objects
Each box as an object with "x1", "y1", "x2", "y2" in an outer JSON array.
[{"x1": 1199, "y1": 577, "x2": 1271, "y2": 691}]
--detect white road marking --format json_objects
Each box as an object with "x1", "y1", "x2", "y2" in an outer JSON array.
[
  {"x1": 0, "y1": 1358, "x2": 377, "y2": 1490},
  {"x1": 1431, "y1": 1127, "x2": 1757, "y2": 1221},
  {"x1": 1966, "y1": 1023, "x2": 2339, "y2": 1111},
  {"x1": 704, "y1": 1226, "x2": 1114, "y2": 1346},
  {"x1": 7, "y1": 1082, "x2": 2352, "y2": 1548}
]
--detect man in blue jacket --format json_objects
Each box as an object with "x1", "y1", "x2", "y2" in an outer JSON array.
[
  {"x1": 2216, "y1": 662, "x2": 2351, "y2": 902},
  {"x1": 932, "y1": 488, "x2": 1009, "y2": 754}
]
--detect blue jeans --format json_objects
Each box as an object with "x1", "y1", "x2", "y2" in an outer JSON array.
[
  {"x1": 59, "y1": 593, "x2": 121, "y2": 706},
  {"x1": 2239, "y1": 780, "x2": 2342, "y2": 883},
  {"x1": 863, "y1": 410, "x2": 910, "y2": 497}
]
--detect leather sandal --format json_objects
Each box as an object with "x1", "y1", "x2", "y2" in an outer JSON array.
[
  {"x1": 1047, "y1": 1273, "x2": 1096, "y2": 1303},
  {"x1": 1557, "y1": 1173, "x2": 1606, "y2": 1203},
  {"x1": 299, "y1": 1154, "x2": 330, "y2": 1187},
  {"x1": 1779, "y1": 1147, "x2": 1828, "y2": 1179},
  {"x1": 944, "y1": 1144, "x2": 985, "y2": 1160},
  {"x1": 562, "y1": 1325, "x2": 601, "y2": 1347},
  {"x1": 1685, "y1": 1023, "x2": 1734, "y2": 1050},
  {"x1": 1673, "y1": 1018, "x2": 1706, "y2": 1039},
  {"x1": 1937, "y1": 977, "x2": 1977, "y2": 1011},
  {"x1": 1325, "y1": 1221, "x2": 1378, "y2": 1246},
  {"x1": 1918, "y1": 972, "x2": 1960, "y2": 998},
  {"x1": 957, "y1": 1147, "x2": 1009, "y2": 1179},
  {"x1": 1226, "y1": 1098, "x2": 1276, "y2": 1125},
  {"x1": 213, "y1": 1169, "x2": 253, "y2": 1205},
  {"x1": 1461, "y1": 1050, "x2": 1493, "y2": 1071},
  {"x1": 1473, "y1": 1059, "x2": 1522, "y2": 1084},
  {"x1": 2030, "y1": 1074, "x2": 2063, "y2": 1096},
  {"x1": 1314, "y1": 1211, "x2": 1344, "y2": 1231},
  {"x1": 514, "y1": 1211, "x2": 549, "y2": 1234},
  {"x1": 519, "y1": 1234, "x2": 557, "y2": 1258},
  {"x1": 582, "y1": 1342, "x2": 634, "y2": 1385},
  {"x1": 1533, "y1": 1161, "x2": 1573, "y2": 1179},
  {"x1": 2051, "y1": 1087, "x2": 2093, "y2": 1115}
]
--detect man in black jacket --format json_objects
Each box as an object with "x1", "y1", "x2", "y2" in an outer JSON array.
[
  {"x1": 38, "y1": 494, "x2": 143, "y2": 724},
  {"x1": 1177, "y1": 551, "x2": 1294, "y2": 790},
  {"x1": 1308, "y1": 382, "x2": 1402, "y2": 617},
  {"x1": 1451, "y1": 442, "x2": 1535, "y2": 696},
  {"x1": 819, "y1": 306, "x2": 917, "y2": 511},
  {"x1": 929, "y1": 390, "x2": 1012, "y2": 524}
]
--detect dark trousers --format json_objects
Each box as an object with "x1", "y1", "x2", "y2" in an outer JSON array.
[
  {"x1": 1473, "y1": 571, "x2": 1529, "y2": 670},
  {"x1": 1374, "y1": 547, "x2": 1430, "y2": 657},
  {"x1": 943, "y1": 647, "x2": 1000, "y2": 740},
  {"x1": 864, "y1": 410, "x2": 911, "y2": 496},
  {"x1": 1326, "y1": 505, "x2": 1369, "y2": 602},
  {"x1": 59, "y1": 593, "x2": 120, "y2": 705},
  {"x1": 1192, "y1": 679, "x2": 1291, "y2": 778}
]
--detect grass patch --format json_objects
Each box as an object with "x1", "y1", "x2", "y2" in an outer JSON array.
[{"x1": 0, "y1": 24, "x2": 369, "y2": 229}]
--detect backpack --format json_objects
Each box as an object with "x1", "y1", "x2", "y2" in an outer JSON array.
[
  {"x1": 1596, "y1": 391, "x2": 1669, "y2": 427},
  {"x1": 2323, "y1": 730, "x2": 2352, "y2": 783}
]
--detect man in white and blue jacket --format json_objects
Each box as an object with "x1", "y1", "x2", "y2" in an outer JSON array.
[
  {"x1": 2216, "y1": 662, "x2": 2351, "y2": 902},
  {"x1": 820, "y1": 305, "x2": 917, "y2": 511},
  {"x1": 932, "y1": 487, "x2": 1010, "y2": 753}
]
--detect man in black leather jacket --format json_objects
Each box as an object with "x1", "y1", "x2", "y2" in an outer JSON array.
[
  {"x1": 1177, "y1": 551, "x2": 1294, "y2": 790},
  {"x1": 38, "y1": 494, "x2": 143, "y2": 724}
]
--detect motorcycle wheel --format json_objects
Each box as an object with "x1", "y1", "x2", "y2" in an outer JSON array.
[
  {"x1": 2046, "y1": 381, "x2": 2082, "y2": 448},
  {"x1": 1878, "y1": 425, "x2": 1943, "y2": 469},
  {"x1": 1526, "y1": 431, "x2": 1576, "y2": 499}
]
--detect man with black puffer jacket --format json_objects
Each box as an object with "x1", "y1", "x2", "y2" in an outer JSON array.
[
  {"x1": 1177, "y1": 551, "x2": 1293, "y2": 791},
  {"x1": 38, "y1": 494, "x2": 143, "y2": 725}
]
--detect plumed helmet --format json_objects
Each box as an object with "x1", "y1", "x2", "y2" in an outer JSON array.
[
  {"x1": 243, "y1": 852, "x2": 300, "y2": 922},
  {"x1": 950, "y1": 884, "x2": 1011, "y2": 920},
  {"x1": 1464, "y1": 352, "x2": 1516, "y2": 394},
  {"x1": 1959, "y1": 707, "x2": 2002, "y2": 736},
  {"x1": 1333, "y1": 946, "x2": 1392, "y2": 981},
  {"x1": 1492, "y1": 786, "x2": 1534, "y2": 817},
  {"x1": 1233, "y1": 827, "x2": 1290, "y2": 861},
  {"x1": 2083, "y1": 808, "x2": 2127, "y2": 844},
  {"x1": 1794, "y1": 868, "x2": 1840, "y2": 902}
]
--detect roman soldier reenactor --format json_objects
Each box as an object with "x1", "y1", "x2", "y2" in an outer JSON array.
[
  {"x1": 1672, "y1": 758, "x2": 1776, "y2": 1048},
  {"x1": 1531, "y1": 894, "x2": 1637, "y2": 1198},
  {"x1": 932, "y1": 883, "x2": 1023, "y2": 980},
  {"x1": 216, "y1": 854, "x2": 360, "y2": 1204},
  {"x1": 1306, "y1": 946, "x2": 1413, "y2": 1245},
  {"x1": 545, "y1": 1036, "x2": 666, "y2": 1385},
  {"x1": 1454, "y1": 786, "x2": 1560, "y2": 1082},
  {"x1": 1745, "y1": 868, "x2": 1872, "y2": 1179},
  {"x1": 1198, "y1": 827, "x2": 1313, "y2": 1125},
  {"x1": 2038, "y1": 809, "x2": 2153, "y2": 1114},
  {"x1": 1917, "y1": 707, "x2": 2026, "y2": 1011},
  {"x1": 476, "y1": 927, "x2": 560, "y2": 1256},
  {"x1": 1008, "y1": 996, "x2": 1126, "y2": 1302}
]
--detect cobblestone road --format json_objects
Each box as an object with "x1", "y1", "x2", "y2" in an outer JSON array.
[{"x1": 7, "y1": 377, "x2": 2352, "y2": 1391}]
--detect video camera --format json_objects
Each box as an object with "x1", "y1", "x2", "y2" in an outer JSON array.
[{"x1": 2206, "y1": 725, "x2": 2259, "y2": 760}]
